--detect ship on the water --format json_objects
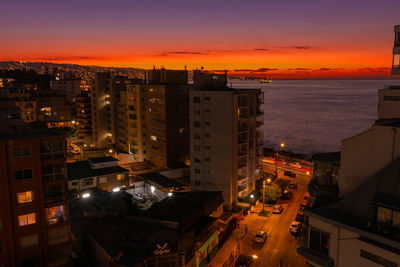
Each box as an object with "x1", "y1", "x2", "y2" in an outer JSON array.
[{"x1": 259, "y1": 78, "x2": 272, "y2": 83}]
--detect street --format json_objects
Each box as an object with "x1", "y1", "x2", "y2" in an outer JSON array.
[{"x1": 237, "y1": 160, "x2": 311, "y2": 267}]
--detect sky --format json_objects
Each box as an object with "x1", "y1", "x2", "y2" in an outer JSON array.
[{"x1": 1, "y1": 0, "x2": 400, "y2": 78}]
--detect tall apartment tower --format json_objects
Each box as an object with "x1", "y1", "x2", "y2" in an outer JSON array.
[
  {"x1": 190, "y1": 71, "x2": 264, "y2": 209},
  {"x1": 91, "y1": 72, "x2": 117, "y2": 148},
  {"x1": 117, "y1": 69, "x2": 190, "y2": 168},
  {"x1": 392, "y1": 24, "x2": 400, "y2": 75},
  {"x1": 0, "y1": 130, "x2": 71, "y2": 266},
  {"x1": 76, "y1": 80, "x2": 92, "y2": 140},
  {"x1": 118, "y1": 84, "x2": 146, "y2": 162}
]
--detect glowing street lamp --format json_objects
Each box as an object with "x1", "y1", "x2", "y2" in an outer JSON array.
[
  {"x1": 168, "y1": 192, "x2": 173, "y2": 197},
  {"x1": 112, "y1": 187, "x2": 120, "y2": 192},
  {"x1": 82, "y1": 193, "x2": 90, "y2": 198},
  {"x1": 276, "y1": 142, "x2": 286, "y2": 176},
  {"x1": 250, "y1": 194, "x2": 254, "y2": 199}
]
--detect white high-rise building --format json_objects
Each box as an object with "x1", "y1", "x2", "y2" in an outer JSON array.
[{"x1": 190, "y1": 71, "x2": 264, "y2": 209}]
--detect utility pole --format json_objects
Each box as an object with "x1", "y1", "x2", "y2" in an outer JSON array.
[{"x1": 262, "y1": 180, "x2": 265, "y2": 213}]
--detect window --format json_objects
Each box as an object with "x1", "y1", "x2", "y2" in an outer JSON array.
[
  {"x1": 0, "y1": 220, "x2": 2, "y2": 231},
  {"x1": 83, "y1": 178, "x2": 93, "y2": 186},
  {"x1": 195, "y1": 180, "x2": 201, "y2": 186},
  {"x1": 204, "y1": 97, "x2": 211, "y2": 101},
  {"x1": 45, "y1": 205, "x2": 66, "y2": 225},
  {"x1": 71, "y1": 182, "x2": 78, "y2": 186},
  {"x1": 309, "y1": 227, "x2": 330, "y2": 256},
  {"x1": 194, "y1": 121, "x2": 201, "y2": 128},
  {"x1": 194, "y1": 158, "x2": 201, "y2": 163},
  {"x1": 193, "y1": 97, "x2": 200, "y2": 103},
  {"x1": 20, "y1": 234, "x2": 38, "y2": 248},
  {"x1": 205, "y1": 109, "x2": 210, "y2": 113},
  {"x1": 377, "y1": 206, "x2": 400, "y2": 230},
  {"x1": 21, "y1": 257, "x2": 40, "y2": 267},
  {"x1": 205, "y1": 134, "x2": 211, "y2": 138},
  {"x1": 205, "y1": 121, "x2": 211, "y2": 126},
  {"x1": 117, "y1": 174, "x2": 122, "y2": 181},
  {"x1": 15, "y1": 169, "x2": 33, "y2": 181},
  {"x1": 205, "y1": 146, "x2": 211, "y2": 149},
  {"x1": 194, "y1": 145, "x2": 201, "y2": 152},
  {"x1": 194, "y1": 133, "x2": 201, "y2": 140},
  {"x1": 12, "y1": 146, "x2": 31, "y2": 158},
  {"x1": 18, "y1": 213, "x2": 36, "y2": 226},
  {"x1": 17, "y1": 191, "x2": 34, "y2": 204},
  {"x1": 195, "y1": 169, "x2": 201, "y2": 174}
]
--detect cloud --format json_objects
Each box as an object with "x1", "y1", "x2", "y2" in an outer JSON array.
[
  {"x1": 158, "y1": 51, "x2": 209, "y2": 56},
  {"x1": 317, "y1": 68, "x2": 343, "y2": 72},
  {"x1": 292, "y1": 46, "x2": 312, "y2": 50},
  {"x1": 254, "y1": 68, "x2": 278, "y2": 72},
  {"x1": 287, "y1": 68, "x2": 312, "y2": 71},
  {"x1": 234, "y1": 69, "x2": 253, "y2": 72},
  {"x1": 253, "y1": 48, "x2": 271, "y2": 51},
  {"x1": 36, "y1": 56, "x2": 103, "y2": 61}
]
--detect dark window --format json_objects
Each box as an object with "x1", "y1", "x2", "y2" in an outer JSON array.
[
  {"x1": 195, "y1": 180, "x2": 201, "y2": 185},
  {"x1": 15, "y1": 169, "x2": 33, "y2": 181},
  {"x1": 309, "y1": 227, "x2": 330, "y2": 256},
  {"x1": 194, "y1": 121, "x2": 201, "y2": 128},
  {"x1": 205, "y1": 109, "x2": 210, "y2": 113},
  {"x1": 12, "y1": 146, "x2": 32, "y2": 158},
  {"x1": 0, "y1": 242, "x2": 3, "y2": 253},
  {"x1": 205, "y1": 122, "x2": 211, "y2": 126},
  {"x1": 21, "y1": 257, "x2": 40, "y2": 267},
  {"x1": 205, "y1": 134, "x2": 211, "y2": 137},
  {"x1": 193, "y1": 97, "x2": 200, "y2": 103},
  {"x1": 205, "y1": 157, "x2": 211, "y2": 161},
  {"x1": 194, "y1": 158, "x2": 201, "y2": 163},
  {"x1": 195, "y1": 169, "x2": 201, "y2": 174},
  {"x1": 204, "y1": 97, "x2": 211, "y2": 101}
]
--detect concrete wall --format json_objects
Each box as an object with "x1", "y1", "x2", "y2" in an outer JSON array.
[
  {"x1": 307, "y1": 216, "x2": 400, "y2": 267},
  {"x1": 339, "y1": 125, "x2": 400, "y2": 196},
  {"x1": 190, "y1": 90, "x2": 234, "y2": 208},
  {"x1": 378, "y1": 89, "x2": 400, "y2": 119}
]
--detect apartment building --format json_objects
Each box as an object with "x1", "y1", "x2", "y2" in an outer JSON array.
[
  {"x1": 299, "y1": 25, "x2": 400, "y2": 267},
  {"x1": 0, "y1": 130, "x2": 71, "y2": 267},
  {"x1": 392, "y1": 25, "x2": 400, "y2": 75},
  {"x1": 117, "y1": 68, "x2": 190, "y2": 168},
  {"x1": 91, "y1": 72, "x2": 116, "y2": 148},
  {"x1": 190, "y1": 71, "x2": 264, "y2": 209},
  {"x1": 50, "y1": 78, "x2": 81, "y2": 104},
  {"x1": 117, "y1": 84, "x2": 146, "y2": 162},
  {"x1": 75, "y1": 80, "x2": 92, "y2": 140}
]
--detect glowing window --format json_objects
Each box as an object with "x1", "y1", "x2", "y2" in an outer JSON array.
[
  {"x1": 117, "y1": 174, "x2": 122, "y2": 181},
  {"x1": 18, "y1": 213, "x2": 36, "y2": 226},
  {"x1": 45, "y1": 205, "x2": 66, "y2": 225},
  {"x1": 150, "y1": 135, "x2": 157, "y2": 141},
  {"x1": 17, "y1": 191, "x2": 34, "y2": 204}
]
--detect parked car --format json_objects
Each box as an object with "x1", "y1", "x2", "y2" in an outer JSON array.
[
  {"x1": 297, "y1": 209, "x2": 304, "y2": 216},
  {"x1": 298, "y1": 205, "x2": 305, "y2": 212},
  {"x1": 281, "y1": 190, "x2": 293, "y2": 200},
  {"x1": 290, "y1": 221, "x2": 302, "y2": 234},
  {"x1": 284, "y1": 170, "x2": 296, "y2": 178},
  {"x1": 254, "y1": 231, "x2": 267, "y2": 243},
  {"x1": 236, "y1": 255, "x2": 254, "y2": 267},
  {"x1": 272, "y1": 204, "x2": 284, "y2": 214},
  {"x1": 289, "y1": 181, "x2": 298, "y2": 189},
  {"x1": 300, "y1": 199, "x2": 311, "y2": 208},
  {"x1": 295, "y1": 214, "x2": 305, "y2": 223}
]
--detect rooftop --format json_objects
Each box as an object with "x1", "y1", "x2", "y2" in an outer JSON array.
[
  {"x1": 88, "y1": 156, "x2": 119, "y2": 164},
  {"x1": 139, "y1": 172, "x2": 185, "y2": 189},
  {"x1": 67, "y1": 160, "x2": 128, "y2": 180}
]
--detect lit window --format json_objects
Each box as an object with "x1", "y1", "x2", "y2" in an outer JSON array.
[
  {"x1": 45, "y1": 205, "x2": 66, "y2": 225},
  {"x1": 18, "y1": 213, "x2": 36, "y2": 226},
  {"x1": 117, "y1": 174, "x2": 122, "y2": 181},
  {"x1": 150, "y1": 135, "x2": 157, "y2": 141},
  {"x1": 17, "y1": 191, "x2": 34, "y2": 204},
  {"x1": 20, "y1": 234, "x2": 38, "y2": 248}
]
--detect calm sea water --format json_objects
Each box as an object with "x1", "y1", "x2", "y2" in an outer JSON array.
[{"x1": 232, "y1": 79, "x2": 400, "y2": 156}]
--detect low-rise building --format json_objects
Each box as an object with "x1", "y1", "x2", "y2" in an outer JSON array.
[{"x1": 66, "y1": 156, "x2": 129, "y2": 193}]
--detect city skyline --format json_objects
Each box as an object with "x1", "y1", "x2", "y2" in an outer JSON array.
[{"x1": 1, "y1": 0, "x2": 400, "y2": 78}]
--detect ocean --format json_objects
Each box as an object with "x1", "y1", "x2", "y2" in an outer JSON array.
[{"x1": 232, "y1": 79, "x2": 400, "y2": 156}]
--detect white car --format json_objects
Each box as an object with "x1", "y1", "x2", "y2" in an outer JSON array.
[{"x1": 290, "y1": 221, "x2": 302, "y2": 234}]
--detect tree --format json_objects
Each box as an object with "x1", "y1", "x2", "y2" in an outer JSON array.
[{"x1": 261, "y1": 183, "x2": 282, "y2": 203}]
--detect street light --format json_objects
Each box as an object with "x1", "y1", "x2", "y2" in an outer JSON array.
[
  {"x1": 250, "y1": 194, "x2": 254, "y2": 199},
  {"x1": 112, "y1": 187, "x2": 120, "y2": 192},
  {"x1": 82, "y1": 193, "x2": 90, "y2": 198},
  {"x1": 168, "y1": 192, "x2": 173, "y2": 197},
  {"x1": 275, "y1": 142, "x2": 285, "y2": 177}
]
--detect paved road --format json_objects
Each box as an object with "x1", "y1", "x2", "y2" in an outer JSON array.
[{"x1": 238, "y1": 163, "x2": 311, "y2": 267}]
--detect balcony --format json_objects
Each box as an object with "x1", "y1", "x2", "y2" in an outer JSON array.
[
  {"x1": 297, "y1": 246, "x2": 334, "y2": 267},
  {"x1": 44, "y1": 193, "x2": 67, "y2": 205}
]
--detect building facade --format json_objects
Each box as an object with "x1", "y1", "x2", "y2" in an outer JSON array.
[
  {"x1": 0, "y1": 130, "x2": 71, "y2": 267},
  {"x1": 190, "y1": 72, "x2": 264, "y2": 208}
]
